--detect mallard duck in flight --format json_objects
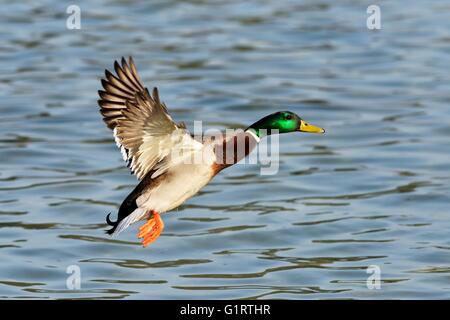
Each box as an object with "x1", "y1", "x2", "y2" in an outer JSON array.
[{"x1": 98, "y1": 57, "x2": 325, "y2": 247}]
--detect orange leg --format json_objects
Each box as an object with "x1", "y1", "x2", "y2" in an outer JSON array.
[{"x1": 137, "y1": 211, "x2": 164, "y2": 247}]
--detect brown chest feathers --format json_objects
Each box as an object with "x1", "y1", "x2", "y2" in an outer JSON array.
[{"x1": 211, "y1": 131, "x2": 259, "y2": 174}]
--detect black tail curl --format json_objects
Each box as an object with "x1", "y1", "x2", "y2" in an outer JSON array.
[{"x1": 105, "y1": 213, "x2": 118, "y2": 235}]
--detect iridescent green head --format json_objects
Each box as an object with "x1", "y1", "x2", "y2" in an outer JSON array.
[{"x1": 246, "y1": 111, "x2": 325, "y2": 138}]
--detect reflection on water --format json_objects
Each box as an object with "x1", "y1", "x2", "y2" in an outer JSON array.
[{"x1": 1, "y1": 0, "x2": 450, "y2": 299}]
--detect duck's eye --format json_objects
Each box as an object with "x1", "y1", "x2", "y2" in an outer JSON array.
[{"x1": 286, "y1": 114, "x2": 292, "y2": 120}]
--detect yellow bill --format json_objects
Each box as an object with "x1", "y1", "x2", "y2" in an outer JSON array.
[{"x1": 299, "y1": 120, "x2": 325, "y2": 134}]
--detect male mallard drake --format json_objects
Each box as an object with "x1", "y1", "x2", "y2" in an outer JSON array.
[{"x1": 98, "y1": 57, "x2": 325, "y2": 247}]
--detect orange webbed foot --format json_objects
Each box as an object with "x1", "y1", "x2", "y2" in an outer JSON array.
[
  {"x1": 137, "y1": 211, "x2": 164, "y2": 248},
  {"x1": 138, "y1": 219, "x2": 156, "y2": 238}
]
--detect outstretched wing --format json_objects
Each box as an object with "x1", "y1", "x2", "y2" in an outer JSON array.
[{"x1": 98, "y1": 57, "x2": 201, "y2": 180}]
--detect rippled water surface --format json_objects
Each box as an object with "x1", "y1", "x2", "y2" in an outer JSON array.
[{"x1": 1, "y1": 0, "x2": 450, "y2": 299}]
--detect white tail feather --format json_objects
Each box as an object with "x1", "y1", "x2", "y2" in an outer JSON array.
[{"x1": 111, "y1": 207, "x2": 146, "y2": 237}]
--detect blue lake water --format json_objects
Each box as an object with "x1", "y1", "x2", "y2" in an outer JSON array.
[{"x1": 1, "y1": 0, "x2": 450, "y2": 299}]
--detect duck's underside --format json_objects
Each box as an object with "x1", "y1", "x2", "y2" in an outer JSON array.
[{"x1": 106, "y1": 155, "x2": 216, "y2": 236}]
